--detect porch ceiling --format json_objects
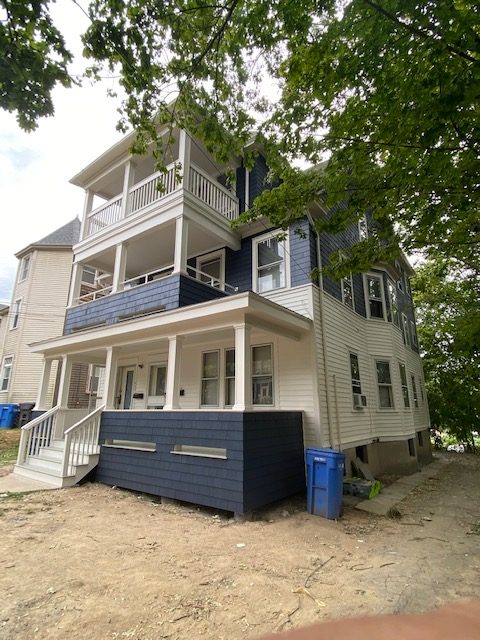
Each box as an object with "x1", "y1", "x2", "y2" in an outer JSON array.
[{"x1": 30, "y1": 291, "x2": 312, "y2": 358}]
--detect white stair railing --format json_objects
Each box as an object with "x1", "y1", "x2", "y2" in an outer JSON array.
[
  {"x1": 17, "y1": 406, "x2": 59, "y2": 465},
  {"x1": 61, "y1": 405, "x2": 105, "y2": 477}
]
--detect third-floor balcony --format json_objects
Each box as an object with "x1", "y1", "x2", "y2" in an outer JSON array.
[{"x1": 85, "y1": 161, "x2": 239, "y2": 239}]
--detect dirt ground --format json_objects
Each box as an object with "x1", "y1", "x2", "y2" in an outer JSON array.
[{"x1": 0, "y1": 451, "x2": 479, "y2": 640}]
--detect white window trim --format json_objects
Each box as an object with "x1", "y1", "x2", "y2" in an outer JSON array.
[
  {"x1": 0, "y1": 355, "x2": 13, "y2": 392},
  {"x1": 19, "y1": 254, "x2": 31, "y2": 282},
  {"x1": 224, "y1": 348, "x2": 235, "y2": 408},
  {"x1": 341, "y1": 274, "x2": 355, "y2": 310},
  {"x1": 252, "y1": 229, "x2": 291, "y2": 294},
  {"x1": 374, "y1": 358, "x2": 395, "y2": 410},
  {"x1": 387, "y1": 280, "x2": 400, "y2": 328},
  {"x1": 251, "y1": 342, "x2": 275, "y2": 406},
  {"x1": 411, "y1": 373, "x2": 419, "y2": 408},
  {"x1": 410, "y1": 320, "x2": 418, "y2": 347},
  {"x1": 401, "y1": 313, "x2": 411, "y2": 346},
  {"x1": 364, "y1": 273, "x2": 387, "y2": 321},
  {"x1": 195, "y1": 249, "x2": 226, "y2": 291},
  {"x1": 9, "y1": 298, "x2": 22, "y2": 330}
]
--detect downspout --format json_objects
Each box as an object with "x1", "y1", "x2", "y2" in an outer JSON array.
[{"x1": 306, "y1": 211, "x2": 335, "y2": 450}]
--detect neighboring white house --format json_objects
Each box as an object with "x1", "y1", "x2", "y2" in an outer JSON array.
[
  {"x1": 0, "y1": 304, "x2": 9, "y2": 360},
  {"x1": 14, "y1": 126, "x2": 431, "y2": 512},
  {"x1": 0, "y1": 219, "x2": 80, "y2": 406}
]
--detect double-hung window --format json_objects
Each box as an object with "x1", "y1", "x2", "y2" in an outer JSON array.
[
  {"x1": 342, "y1": 274, "x2": 354, "y2": 310},
  {"x1": 224, "y1": 349, "x2": 235, "y2": 406},
  {"x1": 201, "y1": 351, "x2": 220, "y2": 406},
  {"x1": 252, "y1": 344, "x2": 273, "y2": 405},
  {"x1": 376, "y1": 360, "x2": 394, "y2": 408},
  {"x1": 254, "y1": 232, "x2": 288, "y2": 293},
  {"x1": 20, "y1": 255, "x2": 31, "y2": 281},
  {"x1": 196, "y1": 250, "x2": 225, "y2": 290},
  {"x1": 0, "y1": 356, "x2": 13, "y2": 391},
  {"x1": 401, "y1": 313, "x2": 410, "y2": 346},
  {"x1": 350, "y1": 353, "x2": 362, "y2": 396},
  {"x1": 411, "y1": 374, "x2": 419, "y2": 408},
  {"x1": 365, "y1": 274, "x2": 385, "y2": 319},
  {"x1": 10, "y1": 299, "x2": 21, "y2": 330},
  {"x1": 410, "y1": 320, "x2": 418, "y2": 348},
  {"x1": 387, "y1": 281, "x2": 400, "y2": 327},
  {"x1": 399, "y1": 363, "x2": 410, "y2": 408}
]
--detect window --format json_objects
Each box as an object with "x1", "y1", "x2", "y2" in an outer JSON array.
[
  {"x1": 419, "y1": 378, "x2": 425, "y2": 402},
  {"x1": 148, "y1": 365, "x2": 166, "y2": 396},
  {"x1": 405, "y1": 276, "x2": 412, "y2": 296},
  {"x1": 387, "y1": 281, "x2": 400, "y2": 327},
  {"x1": 342, "y1": 274, "x2": 354, "y2": 309},
  {"x1": 252, "y1": 344, "x2": 273, "y2": 405},
  {"x1": 399, "y1": 363, "x2": 410, "y2": 408},
  {"x1": 81, "y1": 266, "x2": 96, "y2": 285},
  {"x1": 365, "y1": 274, "x2": 385, "y2": 319},
  {"x1": 253, "y1": 232, "x2": 288, "y2": 293},
  {"x1": 86, "y1": 365, "x2": 102, "y2": 394},
  {"x1": 196, "y1": 250, "x2": 225, "y2": 290},
  {"x1": 20, "y1": 255, "x2": 31, "y2": 281},
  {"x1": 9, "y1": 299, "x2": 21, "y2": 330},
  {"x1": 0, "y1": 356, "x2": 13, "y2": 391},
  {"x1": 410, "y1": 320, "x2": 418, "y2": 348},
  {"x1": 401, "y1": 313, "x2": 411, "y2": 346},
  {"x1": 358, "y1": 215, "x2": 368, "y2": 239},
  {"x1": 411, "y1": 374, "x2": 419, "y2": 408},
  {"x1": 224, "y1": 349, "x2": 235, "y2": 406},
  {"x1": 408, "y1": 438, "x2": 416, "y2": 457},
  {"x1": 201, "y1": 351, "x2": 219, "y2": 406},
  {"x1": 418, "y1": 431, "x2": 424, "y2": 447},
  {"x1": 376, "y1": 360, "x2": 394, "y2": 408},
  {"x1": 350, "y1": 353, "x2": 362, "y2": 395}
]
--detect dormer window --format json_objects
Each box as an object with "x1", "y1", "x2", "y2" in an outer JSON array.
[{"x1": 253, "y1": 231, "x2": 289, "y2": 293}]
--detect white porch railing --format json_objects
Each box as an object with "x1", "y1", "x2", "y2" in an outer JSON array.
[
  {"x1": 129, "y1": 162, "x2": 179, "y2": 215},
  {"x1": 75, "y1": 284, "x2": 113, "y2": 305},
  {"x1": 61, "y1": 405, "x2": 105, "y2": 477},
  {"x1": 122, "y1": 264, "x2": 175, "y2": 289},
  {"x1": 188, "y1": 164, "x2": 239, "y2": 221},
  {"x1": 17, "y1": 406, "x2": 59, "y2": 465},
  {"x1": 186, "y1": 265, "x2": 238, "y2": 294},
  {"x1": 87, "y1": 194, "x2": 123, "y2": 237}
]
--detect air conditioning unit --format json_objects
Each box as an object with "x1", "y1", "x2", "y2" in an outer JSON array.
[{"x1": 353, "y1": 393, "x2": 367, "y2": 408}]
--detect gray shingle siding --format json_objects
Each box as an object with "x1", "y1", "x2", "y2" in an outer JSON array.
[{"x1": 95, "y1": 410, "x2": 304, "y2": 513}]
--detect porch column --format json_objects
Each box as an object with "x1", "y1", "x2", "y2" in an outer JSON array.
[
  {"x1": 111, "y1": 242, "x2": 128, "y2": 293},
  {"x1": 233, "y1": 323, "x2": 252, "y2": 411},
  {"x1": 67, "y1": 262, "x2": 83, "y2": 307},
  {"x1": 120, "y1": 159, "x2": 135, "y2": 219},
  {"x1": 57, "y1": 355, "x2": 73, "y2": 409},
  {"x1": 178, "y1": 129, "x2": 191, "y2": 190},
  {"x1": 164, "y1": 335, "x2": 183, "y2": 410},
  {"x1": 35, "y1": 358, "x2": 54, "y2": 410},
  {"x1": 173, "y1": 215, "x2": 189, "y2": 274},
  {"x1": 80, "y1": 189, "x2": 94, "y2": 240},
  {"x1": 102, "y1": 346, "x2": 119, "y2": 409}
]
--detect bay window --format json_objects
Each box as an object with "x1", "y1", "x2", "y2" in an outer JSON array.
[
  {"x1": 365, "y1": 274, "x2": 385, "y2": 319},
  {"x1": 376, "y1": 360, "x2": 394, "y2": 408}
]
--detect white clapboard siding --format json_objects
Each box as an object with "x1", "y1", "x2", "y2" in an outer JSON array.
[
  {"x1": 318, "y1": 292, "x2": 429, "y2": 448},
  {"x1": 0, "y1": 249, "x2": 73, "y2": 405}
]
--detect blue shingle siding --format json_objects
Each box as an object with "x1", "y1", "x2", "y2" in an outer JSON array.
[
  {"x1": 95, "y1": 410, "x2": 304, "y2": 513},
  {"x1": 64, "y1": 274, "x2": 227, "y2": 335},
  {"x1": 236, "y1": 165, "x2": 246, "y2": 213},
  {"x1": 249, "y1": 155, "x2": 269, "y2": 205},
  {"x1": 225, "y1": 237, "x2": 252, "y2": 292},
  {"x1": 289, "y1": 218, "x2": 317, "y2": 287}
]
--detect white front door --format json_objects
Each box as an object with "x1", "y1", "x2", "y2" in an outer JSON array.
[
  {"x1": 147, "y1": 364, "x2": 167, "y2": 408},
  {"x1": 117, "y1": 366, "x2": 136, "y2": 409}
]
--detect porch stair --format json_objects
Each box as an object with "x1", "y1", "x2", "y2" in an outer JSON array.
[{"x1": 14, "y1": 405, "x2": 105, "y2": 489}]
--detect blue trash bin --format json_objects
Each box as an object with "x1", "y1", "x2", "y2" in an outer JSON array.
[
  {"x1": 306, "y1": 448, "x2": 345, "y2": 519},
  {"x1": 0, "y1": 403, "x2": 20, "y2": 429}
]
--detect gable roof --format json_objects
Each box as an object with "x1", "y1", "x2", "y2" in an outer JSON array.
[{"x1": 16, "y1": 218, "x2": 81, "y2": 258}]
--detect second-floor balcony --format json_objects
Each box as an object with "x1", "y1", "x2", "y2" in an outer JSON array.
[{"x1": 84, "y1": 161, "x2": 239, "y2": 240}]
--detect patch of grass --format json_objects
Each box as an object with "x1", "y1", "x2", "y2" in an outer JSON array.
[
  {"x1": 0, "y1": 447, "x2": 19, "y2": 465},
  {"x1": 0, "y1": 491, "x2": 28, "y2": 501}
]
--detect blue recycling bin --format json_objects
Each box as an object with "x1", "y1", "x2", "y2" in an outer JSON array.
[
  {"x1": 0, "y1": 403, "x2": 19, "y2": 429},
  {"x1": 306, "y1": 448, "x2": 345, "y2": 519}
]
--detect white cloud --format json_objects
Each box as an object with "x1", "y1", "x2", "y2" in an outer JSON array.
[{"x1": 0, "y1": 2, "x2": 125, "y2": 303}]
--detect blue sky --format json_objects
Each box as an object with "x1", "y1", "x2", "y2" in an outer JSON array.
[{"x1": 0, "y1": 3, "x2": 123, "y2": 304}]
